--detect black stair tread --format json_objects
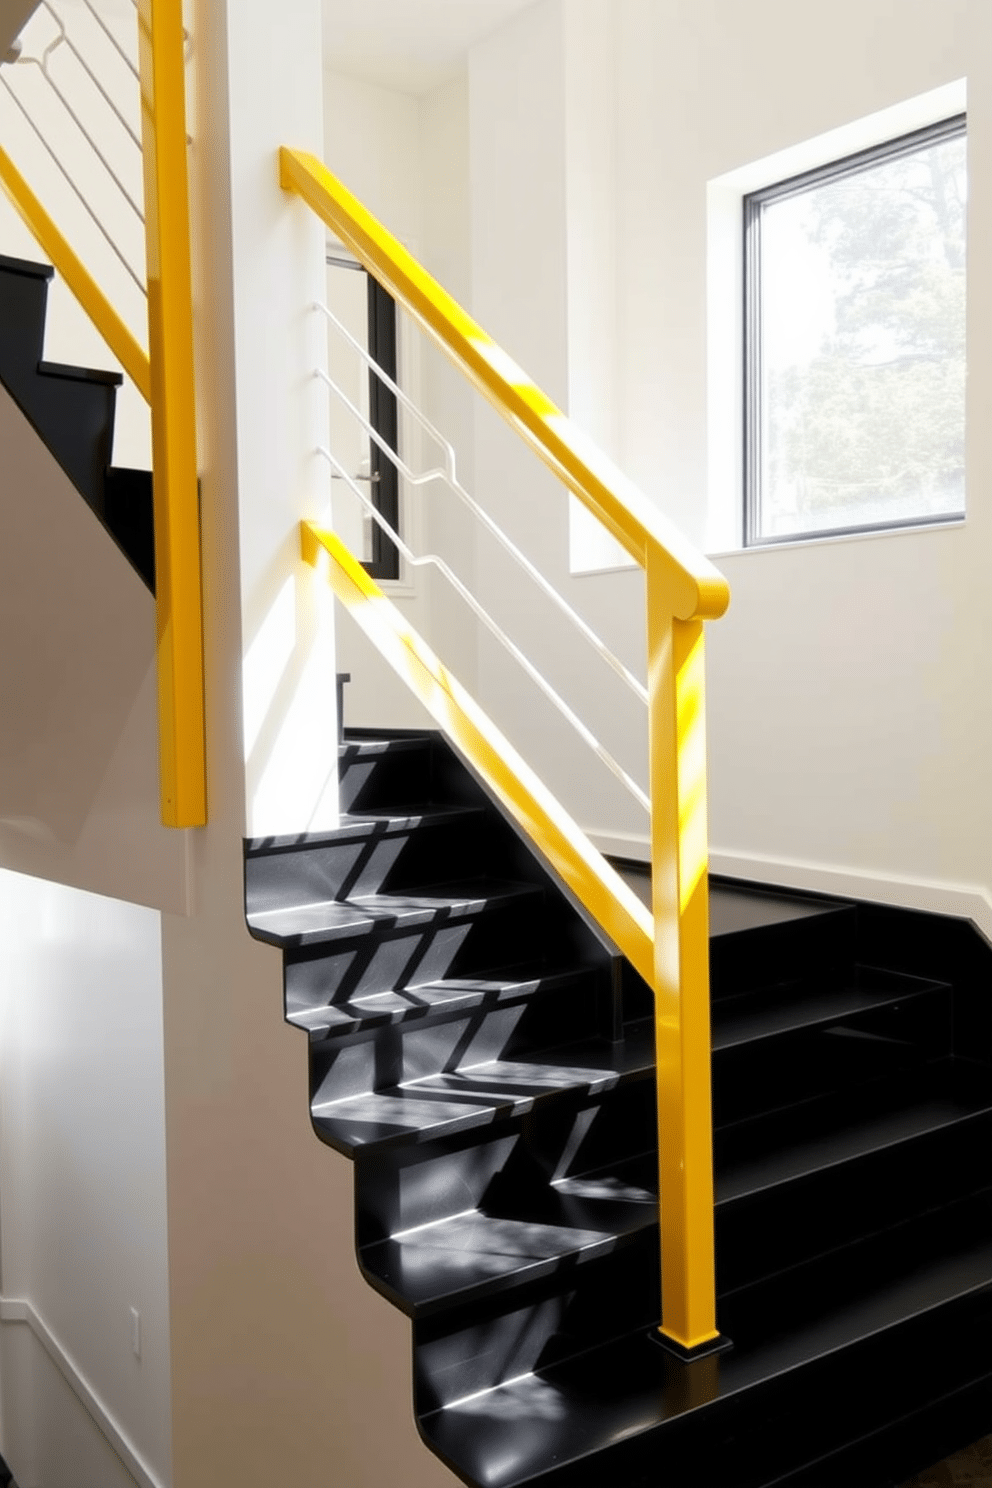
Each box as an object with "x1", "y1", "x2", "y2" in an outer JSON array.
[
  {"x1": 248, "y1": 878, "x2": 543, "y2": 948},
  {"x1": 716, "y1": 1059, "x2": 992, "y2": 1205},
  {"x1": 709, "y1": 884, "x2": 851, "y2": 939},
  {"x1": 246, "y1": 804, "x2": 486, "y2": 856},
  {"x1": 339, "y1": 804, "x2": 484, "y2": 828},
  {"x1": 711, "y1": 965, "x2": 949, "y2": 1051},
  {"x1": 312, "y1": 1023, "x2": 654, "y2": 1153},
  {"x1": 341, "y1": 731, "x2": 433, "y2": 751},
  {"x1": 361, "y1": 1164, "x2": 656, "y2": 1315},
  {"x1": 287, "y1": 965, "x2": 600, "y2": 1041},
  {"x1": 0, "y1": 253, "x2": 53, "y2": 279},
  {"x1": 423, "y1": 1222, "x2": 992, "y2": 1488},
  {"x1": 37, "y1": 358, "x2": 123, "y2": 386},
  {"x1": 616, "y1": 866, "x2": 852, "y2": 939}
]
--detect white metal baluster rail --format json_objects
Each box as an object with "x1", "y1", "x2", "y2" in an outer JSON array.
[
  {"x1": 1, "y1": 0, "x2": 146, "y2": 294},
  {"x1": 316, "y1": 436, "x2": 651, "y2": 815},
  {"x1": 81, "y1": 0, "x2": 140, "y2": 81},
  {"x1": 43, "y1": 0, "x2": 142, "y2": 148},
  {"x1": 314, "y1": 298, "x2": 649, "y2": 708}
]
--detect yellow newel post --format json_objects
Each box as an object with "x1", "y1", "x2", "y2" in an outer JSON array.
[
  {"x1": 138, "y1": 0, "x2": 206, "y2": 827},
  {"x1": 647, "y1": 552, "x2": 721, "y2": 1355}
]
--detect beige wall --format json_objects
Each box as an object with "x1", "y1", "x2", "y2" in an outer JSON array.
[{"x1": 0, "y1": 384, "x2": 188, "y2": 913}]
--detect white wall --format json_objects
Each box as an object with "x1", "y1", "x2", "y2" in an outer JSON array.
[
  {"x1": 404, "y1": 0, "x2": 992, "y2": 923},
  {"x1": 465, "y1": 0, "x2": 649, "y2": 842},
  {"x1": 321, "y1": 68, "x2": 437, "y2": 732},
  {"x1": 0, "y1": 870, "x2": 172, "y2": 1488},
  {"x1": 604, "y1": 0, "x2": 992, "y2": 925},
  {"x1": 228, "y1": 2, "x2": 339, "y2": 839}
]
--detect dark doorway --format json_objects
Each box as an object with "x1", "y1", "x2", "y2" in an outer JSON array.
[
  {"x1": 366, "y1": 275, "x2": 400, "y2": 581},
  {"x1": 326, "y1": 251, "x2": 401, "y2": 581}
]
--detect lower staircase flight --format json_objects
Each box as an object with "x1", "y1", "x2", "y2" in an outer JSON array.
[{"x1": 245, "y1": 727, "x2": 992, "y2": 1488}]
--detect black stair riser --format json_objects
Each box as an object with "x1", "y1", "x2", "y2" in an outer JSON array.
[
  {"x1": 766, "y1": 1372, "x2": 992, "y2": 1487},
  {"x1": 0, "y1": 257, "x2": 155, "y2": 590},
  {"x1": 284, "y1": 922, "x2": 493, "y2": 1008},
  {"x1": 339, "y1": 734, "x2": 435, "y2": 813},
  {"x1": 720, "y1": 1190, "x2": 992, "y2": 1347},
  {"x1": 855, "y1": 902, "x2": 992, "y2": 1066},
  {"x1": 710, "y1": 908, "x2": 857, "y2": 1000},
  {"x1": 355, "y1": 1083, "x2": 657, "y2": 1244},
  {"x1": 712, "y1": 985, "x2": 953, "y2": 1127},
  {"x1": 7, "y1": 366, "x2": 117, "y2": 511},
  {"x1": 102, "y1": 466, "x2": 155, "y2": 590},
  {"x1": 717, "y1": 1116, "x2": 992, "y2": 1294},
  {"x1": 282, "y1": 895, "x2": 604, "y2": 1014},
  {"x1": 246, "y1": 812, "x2": 508, "y2": 911},
  {"x1": 307, "y1": 982, "x2": 604, "y2": 1105},
  {"x1": 413, "y1": 1231, "x2": 661, "y2": 1416},
  {"x1": 0, "y1": 256, "x2": 51, "y2": 374}
]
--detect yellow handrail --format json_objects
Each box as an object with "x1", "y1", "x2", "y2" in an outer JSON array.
[
  {"x1": 137, "y1": 0, "x2": 206, "y2": 828},
  {"x1": 0, "y1": 143, "x2": 151, "y2": 400},
  {"x1": 284, "y1": 148, "x2": 728, "y2": 1357},
  {"x1": 280, "y1": 148, "x2": 728, "y2": 624},
  {"x1": 303, "y1": 521, "x2": 655, "y2": 982}
]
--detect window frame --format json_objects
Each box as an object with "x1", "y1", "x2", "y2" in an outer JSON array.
[{"x1": 743, "y1": 112, "x2": 967, "y2": 548}]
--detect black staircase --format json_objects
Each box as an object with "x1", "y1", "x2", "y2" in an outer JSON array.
[
  {"x1": 0, "y1": 253, "x2": 155, "y2": 589},
  {"x1": 245, "y1": 728, "x2": 992, "y2": 1487}
]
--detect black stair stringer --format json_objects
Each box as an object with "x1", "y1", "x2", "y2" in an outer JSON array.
[
  {"x1": 0, "y1": 252, "x2": 155, "y2": 591},
  {"x1": 244, "y1": 730, "x2": 992, "y2": 1488}
]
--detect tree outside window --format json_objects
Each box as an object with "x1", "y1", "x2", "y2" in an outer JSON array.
[{"x1": 745, "y1": 116, "x2": 966, "y2": 543}]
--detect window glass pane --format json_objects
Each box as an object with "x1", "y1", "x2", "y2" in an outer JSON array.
[{"x1": 756, "y1": 128, "x2": 966, "y2": 539}]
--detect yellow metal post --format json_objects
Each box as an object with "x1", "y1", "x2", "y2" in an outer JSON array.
[
  {"x1": 647, "y1": 550, "x2": 721, "y2": 1355},
  {"x1": 137, "y1": 0, "x2": 206, "y2": 827}
]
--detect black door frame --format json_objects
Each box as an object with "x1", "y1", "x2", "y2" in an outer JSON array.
[{"x1": 365, "y1": 275, "x2": 400, "y2": 581}]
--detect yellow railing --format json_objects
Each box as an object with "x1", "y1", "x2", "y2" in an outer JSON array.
[
  {"x1": 285, "y1": 148, "x2": 731, "y2": 1356},
  {"x1": 0, "y1": 0, "x2": 205, "y2": 828}
]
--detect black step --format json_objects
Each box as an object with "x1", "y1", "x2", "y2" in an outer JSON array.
[
  {"x1": 421, "y1": 1194, "x2": 992, "y2": 1487},
  {"x1": 103, "y1": 466, "x2": 155, "y2": 591},
  {"x1": 287, "y1": 963, "x2": 601, "y2": 1041},
  {"x1": 312, "y1": 1022, "x2": 653, "y2": 1156},
  {"x1": 0, "y1": 254, "x2": 154, "y2": 589}
]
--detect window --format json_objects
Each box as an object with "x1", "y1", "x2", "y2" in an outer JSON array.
[{"x1": 743, "y1": 115, "x2": 966, "y2": 545}]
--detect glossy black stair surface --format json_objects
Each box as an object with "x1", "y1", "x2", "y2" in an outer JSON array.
[
  {"x1": 0, "y1": 253, "x2": 154, "y2": 589},
  {"x1": 244, "y1": 729, "x2": 992, "y2": 1488}
]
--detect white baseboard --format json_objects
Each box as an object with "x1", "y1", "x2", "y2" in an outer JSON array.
[
  {"x1": 0, "y1": 1297, "x2": 164, "y2": 1488},
  {"x1": 586, "y1": 833, "x2": 992, "y2": 943}
]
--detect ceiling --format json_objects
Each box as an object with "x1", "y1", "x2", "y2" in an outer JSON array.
[{"x1": 321, "y1": 0, "x2": 539, "y2": 95}]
